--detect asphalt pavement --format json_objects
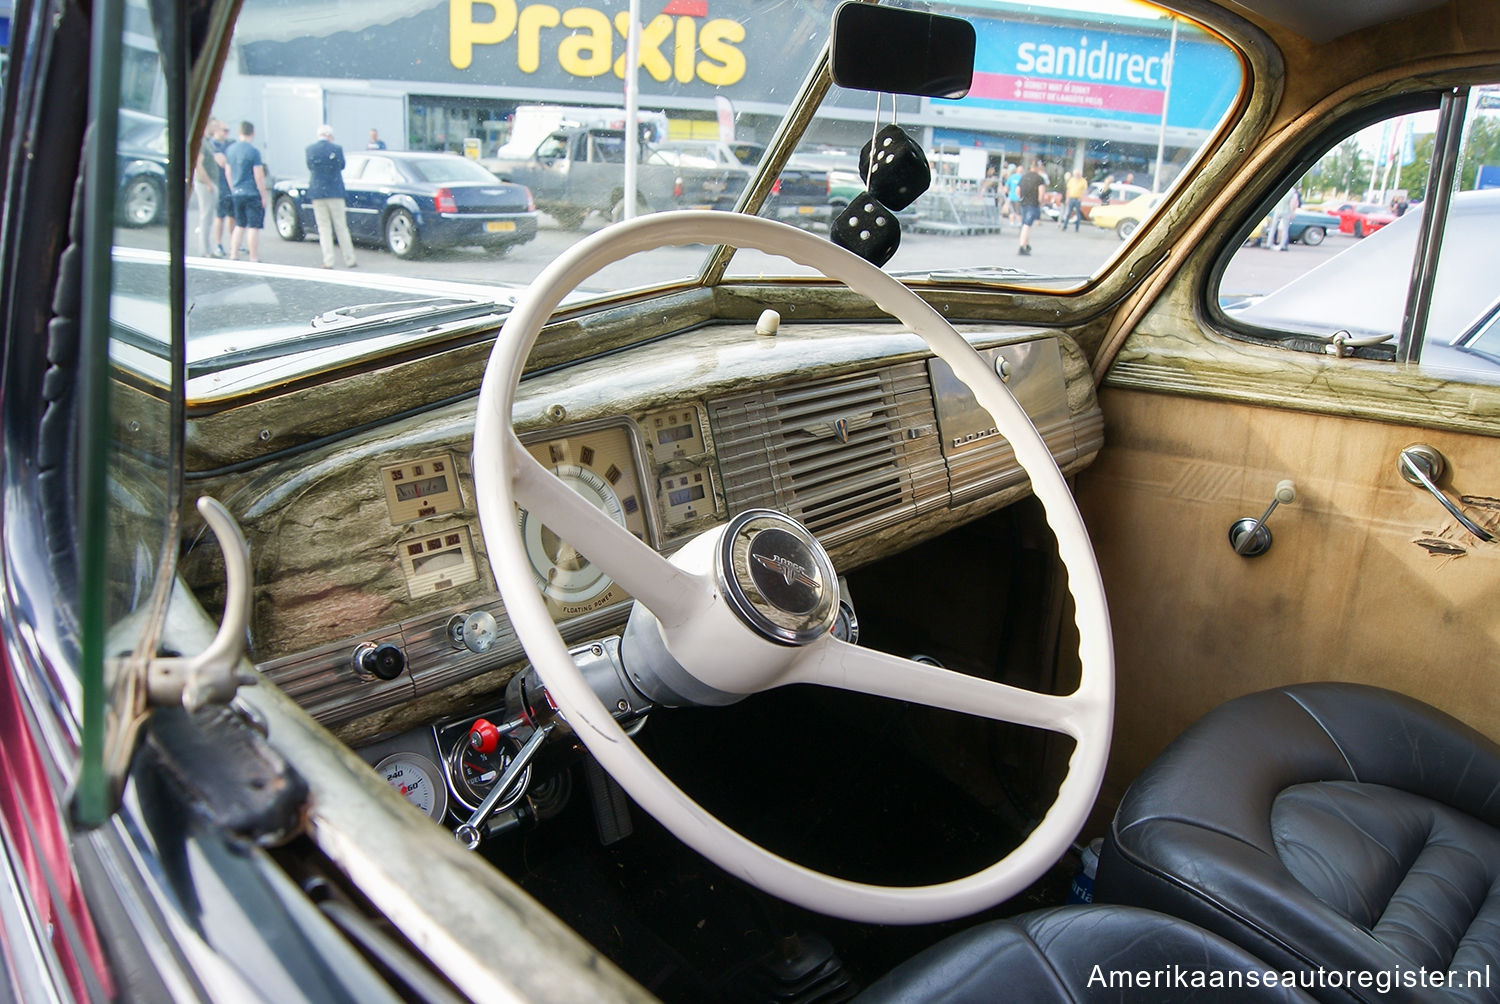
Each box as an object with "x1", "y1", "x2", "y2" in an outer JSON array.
[{"x1": 121, "y1": 209, "x2": 1355, "y2": 301}]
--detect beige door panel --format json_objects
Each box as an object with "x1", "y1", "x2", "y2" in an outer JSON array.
[{"x1": 1076, "y1": 388, "x2": 1500, "y2": 811}]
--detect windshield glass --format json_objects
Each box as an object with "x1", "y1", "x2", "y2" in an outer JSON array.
[{"x1": 115, "y1": 0, "x2": 1240, "y2": 389}]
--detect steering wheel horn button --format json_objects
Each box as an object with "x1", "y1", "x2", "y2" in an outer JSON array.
[{"x1": 719, "y1": 510, "x2": 839, "y2": 644}]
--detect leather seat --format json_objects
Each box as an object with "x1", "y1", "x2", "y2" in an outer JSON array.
[
  {"x1": 857, "y1": 905, "x2": 1311, "y2": 1002},
  {"x1": 1097, "y1": 683, "x2": 1500, "y2": 1003}
]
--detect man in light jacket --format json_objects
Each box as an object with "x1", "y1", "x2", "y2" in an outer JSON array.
[{"x1": 306, "y1": 124, "x2": 357, "y2": 268}]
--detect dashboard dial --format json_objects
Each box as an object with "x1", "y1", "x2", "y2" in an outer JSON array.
[
  {"x1": 446, "y1": 735, "x2": 531, "y2": 813},
  {"x1": 520, "y1": 424, "x2": 650, "y2": 619},
  {"x1": 376, "y1": 753, "x2": 447, "y2": 821}
]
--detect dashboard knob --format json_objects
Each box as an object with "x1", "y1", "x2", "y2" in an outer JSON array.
[
  {"x1": 353, "y1": 642, "x2": 406, "y2": 681},
  {"x1": 469, "y1": 718, "x2": 501, "y2": 753},
  {"x1": 447, "y1": 610, "x2": 500, "y2": 654}
]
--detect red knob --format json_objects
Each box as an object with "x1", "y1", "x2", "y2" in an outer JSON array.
[{"x1": 468, "y1": 718, "x2": 500, "y2": 753}]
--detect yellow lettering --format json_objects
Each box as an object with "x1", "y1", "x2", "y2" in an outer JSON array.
[
  {"x1": 517, "y1": 4, "x2": 560, "y2": 73},
  {"x1": 696, "y1": 18, "x2": 745, "y2": 86},
  {"x1": 613, "y1": 12, "x2": 674, "y2": 83},
  {"x1": 559, "y1": 7, "x2": 613, "y2": 77},
  {"x1": 673, "y1": 16, "x2": 695, "y2": 84},
  {"x1": 449, "y1": 0, "x2": 518, "y2": 70}
]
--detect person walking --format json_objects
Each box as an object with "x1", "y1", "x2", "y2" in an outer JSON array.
[
  {"x1": 1016, "y1": 160, "x2": 1046, "y2": 256},
  {"x1": 223, "y1": 121, "x2": 269, "y2": 262},
  {"x1": 1269, "y1": 186, "x2": 1299, "y2": 251},
  {"x1": 1062, "y1": 170, "x2": 1087, "y2": 231},
  {"x1": 306, "y1": 124, "x2": 357, "y2": 269},
  {"x1": 193, "y1": 118, "x2": 221, "y2": 256}
]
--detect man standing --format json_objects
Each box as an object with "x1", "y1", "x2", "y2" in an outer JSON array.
[
  {"x1": 223, "y1": 121, "x2": 270, "y2": 262},
  {"x1": 210, "y1": 120, "x2": 234, "y2": 256},
  {"x1": 1016, "y1": 160, "x2": 1046, "y2": 256},
  {"x1": 1269, "y1": 186, "x2": 1299, "y2": 251},
  {"x1": 1062, "y1": 170, "x2": 1087, "y2": 231},
  {"x1": 193, "y1": 118, "x2": 221, "y2": 256},
  {"x1": 368, "y1": 128, "x2": 387, "y2": 150},
  {"x1": 306, "y1": 125, "x2": 357, "y2": 269}
]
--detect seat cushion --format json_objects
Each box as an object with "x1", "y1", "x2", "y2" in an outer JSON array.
[
  {"x1": 856, "y1": 905, "x2": 1313, "y2": 1002},
  {"x1": 1098, "y1": 683, "x2": 1500, "y2": 1003}
]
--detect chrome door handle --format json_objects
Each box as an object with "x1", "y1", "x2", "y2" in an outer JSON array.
[{"x1": 1398, "y1": 445, "x2": 1495, "y2": 543}]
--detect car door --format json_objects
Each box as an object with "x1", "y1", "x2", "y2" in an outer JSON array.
[
  {"x1": 338, "y1": 153, "x2": 384, "y2": 240},
  {"x1": 1076, "y1": 83, "x2": 1500, "y2": 816}
]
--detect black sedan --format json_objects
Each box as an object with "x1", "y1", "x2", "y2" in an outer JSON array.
[{"x1": 272, "y1": 151, "x2": 538, "y2": 258}]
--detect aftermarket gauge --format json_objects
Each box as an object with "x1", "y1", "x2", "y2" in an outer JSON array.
[
  {"x1": 520, "y1": 422, "x2": 651, "y2": 619},
  {"x1": 375, "y1": 752, "x2": 447, "y2": 821}
]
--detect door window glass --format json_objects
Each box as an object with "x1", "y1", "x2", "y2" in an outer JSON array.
[{"x1": 1217, "y1": 86, "x2": 1500, "y2": 383}]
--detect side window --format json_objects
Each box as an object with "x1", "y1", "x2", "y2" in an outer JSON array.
[
  {"x1": 1217, "y1": 86, "x2": 1500, "y2": 382},
  {"x1": 361, "y1": 157, "x2": 401, "y2": 184},
  {"x1": 342, "y1": 154, "x2": 367, "y2": 181}
]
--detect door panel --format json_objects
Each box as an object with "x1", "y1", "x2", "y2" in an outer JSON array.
[{"x1": 1075, "y1": 388, "x2": 1500, "y2": 812}]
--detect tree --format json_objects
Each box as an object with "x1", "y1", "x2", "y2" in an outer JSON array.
[
  {"x1": 1459, "y1": 113, "x2": 1500, "y2": 190},
  {"x1": 1397, "y1": 133, "x2": 1434, "y2": 195},
  {"x1": 1308, "y1": 137, "x2": 1369, "y2": 199}
]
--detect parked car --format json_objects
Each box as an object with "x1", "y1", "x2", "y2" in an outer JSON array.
[
  {"x1": 116, "y1": 111, "x2": 169, "y2": 227},
  {"x1": 1244, "y1": 208, "x2": 1340, "y2": 246},
  {"x1": 1045, "y1": 180, "x2": 1148, "y2": 222},
  {"x1": 1332, "y1": 201, "x2": 1396, "y2": 237},
  {"x1": 1089, "y1": 191, "x2": 1166, "y2": 239},
  {"x1": 272, "y1": 151, "x2": 539, "y2": 258},
  {"x1": 9, "y1": 0, "x2": 1500, "y2": 1002},
  {"x1": 1231, "y1": 190, "x2": 1500, "y2": 377}
]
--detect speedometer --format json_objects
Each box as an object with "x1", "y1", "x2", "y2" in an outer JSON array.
[
  {"x1": 518, "y1": 463, "x2": 623, "y2": 605},
  {"x1": 376, "y1": 752, "x2": 447, "y2": 821},
  {"x1": 520, "y1": 423, "x2": 651, "y2": 618}
]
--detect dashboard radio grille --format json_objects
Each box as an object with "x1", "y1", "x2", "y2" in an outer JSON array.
[{"x1": 709, "y1": 362, "x2": 947, "y2": 544}]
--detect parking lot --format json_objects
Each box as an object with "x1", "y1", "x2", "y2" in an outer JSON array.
[{"x1": 121, "y1": 209, "x2": 1356, "y2": 299}]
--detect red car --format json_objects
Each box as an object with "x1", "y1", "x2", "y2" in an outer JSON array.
[{"x1": 1334, "y1": 201, "x2": 1396, "y2": 237}]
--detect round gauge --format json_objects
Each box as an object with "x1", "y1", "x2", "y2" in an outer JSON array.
[
  {"x1": 376, "y1": 752, "x2": 447, "y2": 821},
  {"x1": 446, "y1": 736, "x2": 532, "y2": 813},
  {"x1": 517, "y1": 463, "x2": 625, "y2": 605}
]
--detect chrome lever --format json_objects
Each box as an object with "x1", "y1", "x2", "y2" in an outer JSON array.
[
  {"x1": 1398, "y1": 445, "x2": 1495, "y2": 543},
  {"x1": 455, "y1": 721, "x2": 554, "y2": 851},
  {"x1": 1228, "y1": 479, "x2": 1296, "y2": 557}
]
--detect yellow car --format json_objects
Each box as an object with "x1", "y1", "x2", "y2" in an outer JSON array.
[{"x1": 1090, "y1": 191, "x2": 1166, "y2": 240}]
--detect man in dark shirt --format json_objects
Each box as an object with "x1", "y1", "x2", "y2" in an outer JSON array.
[
  {"x1": 368, "y1": 128, "x2": 387, "y2": 150},
  {"x1": 1017, "y1": 160, "x2": 1047, "y2": 256},
  {"x1": 222, "y1": 121, "x2": 269, "y2": 261},
  {"x1": 306, "y1": 124, "x2": 357, "y2": 268}
]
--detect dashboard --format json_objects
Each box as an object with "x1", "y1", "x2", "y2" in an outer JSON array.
[{"x1": 192, "y1": 320, "x2": 1102, "y2": 774}]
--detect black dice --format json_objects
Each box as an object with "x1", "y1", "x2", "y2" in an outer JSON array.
[
  {"x1": 859, "y1": 125, "x2": 930, "y2": 211},
  {"x1": 831, "y1": 192, "x2": 900, "y2": 266}
]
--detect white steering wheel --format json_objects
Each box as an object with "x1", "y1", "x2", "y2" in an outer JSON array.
[{"x1": 473, "y1": 211, "x2": 1112, "y2": 925}]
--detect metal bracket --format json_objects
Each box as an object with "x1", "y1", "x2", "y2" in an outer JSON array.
[{"x1": 146, "y1": 497, "x2": 258, "y2": 711}]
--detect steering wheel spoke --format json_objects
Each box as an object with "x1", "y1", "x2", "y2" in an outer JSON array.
[
  {"x1": 786, "y1": 637, "x2": 1091, "y2": 737},
  {"x1": 510, "y1": 440, "x2": 705, "y2": 620}
]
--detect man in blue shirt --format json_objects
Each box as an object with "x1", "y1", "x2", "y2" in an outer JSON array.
[
  {"x1": 306, "y1": 125, "x2": 357, "y2": 268},
  {"x1": 222, "y1": 121, "x2": 269, "y2": 261}
]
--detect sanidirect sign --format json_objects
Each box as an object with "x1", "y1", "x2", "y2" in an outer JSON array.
[{"x1": 951, "y1": 18, "x2": 1240, "y2": 132}]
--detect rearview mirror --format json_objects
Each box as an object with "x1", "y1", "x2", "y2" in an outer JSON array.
[{"x1": 830, "y1": 2, "x2": 974, "y2": 99}]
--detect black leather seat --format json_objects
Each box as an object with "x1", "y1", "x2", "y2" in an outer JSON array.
[
  {"x1": 1097, "y1": 683, "x2": 1500, "y2": 1003},
  {"x1": 857, "y1": 905, "x2": 1311, "y2": 1002}
]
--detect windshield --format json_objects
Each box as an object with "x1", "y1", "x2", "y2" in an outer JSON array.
[{"x1": 112, "y1": 0, "x2": 1241, "y2": 389}]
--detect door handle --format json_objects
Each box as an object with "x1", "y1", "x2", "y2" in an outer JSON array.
[{"x1": 1398, "y1": 445, "x2": 1495, "y2": 543}]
